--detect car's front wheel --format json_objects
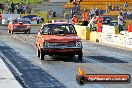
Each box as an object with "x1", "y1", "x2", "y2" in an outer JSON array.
[{"x1": 40, "y1": 49, "x2": 45, "y2": 60}]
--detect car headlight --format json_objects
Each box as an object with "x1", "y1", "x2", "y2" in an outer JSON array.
[
  {"x1": 44, "y1": 42, "x2": 50, "y2": 47},
  {"x1": 76, "y1": 41, "x2": 82, "y2": 46}
]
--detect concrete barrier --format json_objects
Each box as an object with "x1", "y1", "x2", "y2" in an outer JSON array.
[
  {"x1": 74, "y1": 25, "x2": 90, "y2": 40},
  {"x1": 90, "y1": 31, "x2": 99, "y2": 42},
  {"x1": 74, "y1": 25, "x2": 132, "y2": 48},
  {"x1": 98, "y1": 33, "x2": 132, "y2": 48},
  {"x1": 102, "y1": 25, "x2": 119, "y2": 34}
]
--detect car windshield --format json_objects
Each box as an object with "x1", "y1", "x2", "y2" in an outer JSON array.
[
  {"x1": 42, "y1": 24, "x2": 76, "y2": 35},
  {"x1": 13, "y1": 18, "x2": 30, "y2": 24}
]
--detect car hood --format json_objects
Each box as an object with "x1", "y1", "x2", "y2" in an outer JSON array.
[{"x1": 42, "y1": 34, "x2": 81, "y2": 42}]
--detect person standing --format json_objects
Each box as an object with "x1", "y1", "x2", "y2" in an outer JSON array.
[
  {"x1": 71, "y1": 15, "x2": 78, "y2": 24},
  {"x1": 95, "y1": 8, "x2": 99, "y2": 16},
  {"x1": 90, "y1": 7, "x2": 95, "y2": 19},
  {"x1": 11, "y1": 2, "x2": 15, "y2": 14},
  {"x1": 7, "y1": 3, "x2": 11, "y2": 14},
  {"x1": 88, "y1": 15, "x2": 96, "y2": 31},
  {"x1": 96, "y1": 14, "x2": 103, "y2": 32},
  {"x1": 82, "y1": 9, "x2": 89, "y2": 26},
  {"x1": 1, "y1": 3, "x2": 5, "y2": 13},
  {"x1": 118, "y1": 12, "x2": 124, "y2": 32}
]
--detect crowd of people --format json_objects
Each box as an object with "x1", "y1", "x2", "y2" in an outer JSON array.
[
  {"x1": 0, "y1": 2, "x2": 32, "y2": 14},
  {"x1": 71, "y1": 7, "x2": 127, "y2": 33},
  {"x1": 71, "y1": 8, "x2": 103, "y2": 32}
]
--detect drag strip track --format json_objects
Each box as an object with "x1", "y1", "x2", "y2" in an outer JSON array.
[
  {"x1": 0, "y1": 41, "x2": 65, "y2": 88},
  {"x1": 0, "y1": 26, "x2": 132, "y2": 88}
]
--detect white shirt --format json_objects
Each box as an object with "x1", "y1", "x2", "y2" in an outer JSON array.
[
  {"x1": 90, "y1": 9, "x2": 95, "y2": 14},
  {"x1": 118, "y1": 16, "x2": 124, "y2": 25},
  {"x1": 88, "y1": 17, "x2": 96, "y2": 28}
]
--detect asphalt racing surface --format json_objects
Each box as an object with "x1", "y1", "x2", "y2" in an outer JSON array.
[{"x1": 0, "y1": 26, "x2": 132, "y2": 88}]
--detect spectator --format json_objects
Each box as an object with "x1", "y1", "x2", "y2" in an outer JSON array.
[
  {"x1": 118, "y1": 12, "x2": 124, "y2": 32},
  {"x1": 71, "y1": 8, "x2": 75, "y2": 18},
  {"x1": 123, "y1": 9, "x2": 127, "y2": 19},
  {"x1": 19, "y1": 3, "x2": 23, "y2": 14},
  {"x1": 48, "y1": 9, "x2": 52, "y2": 18},
  {"x1": 124, "y1": 2, "x2": 128, "y2": 8},
  {"x1": 16, "y1": 4, "x2": 20, "y2": 14},
  {"x1": 7, "y1": 3, "x2": 11, "y2": 14},
  {"x1": 115, "y1": 4, "x2": 119, "y2": 11},
  {"x1": 99, "y1": 8, "x2": 104, "y2": 16},
  {"x1": 27, "y1": 4, "x2": 32, "y2": 14},
  {"x1": 82, "y1": 9, "x2": 89, "y2": 26},
  {"x1": 22, "y1": 5, "x2": 26, "y2": 14},
  {"x1": 95, "y1": 8, "x2": 99, "y2": 16},
  {"x1": 76, "y1": 4, "x2": 80, "y2": 12},
  {"x1": 127, "y1": 10, "x2": 132, "y2": 19},
  {"x1": 52, "y1": 11, "x2": 56, "y2": 17},
  {"x1": 71, "y1": 15, "x2": 78, "y2": 24},
  {"x1": 1, "y1": 3, "x2": 5, "y2": 13},
  {"x1": 88, "y1": 15, "x2": 96, "y2": 31},
  {"x1": 11, "y1": 2, "x2": 15, "y2": 14},
  {"x1": 90, "y1": 7, "x2": 95, "y2": 19}
]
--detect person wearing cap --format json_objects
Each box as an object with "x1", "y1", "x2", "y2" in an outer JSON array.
[
  {"x1": 82, "y1": 9, "x2": 89, "y2": 26},
  {"x1": 72, "y1": 15, "x2": 78, "y2": 24}
]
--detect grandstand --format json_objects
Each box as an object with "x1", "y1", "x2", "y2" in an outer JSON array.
[{"x1": 64, "y1": 0, "x2": 132, "y2": 11}]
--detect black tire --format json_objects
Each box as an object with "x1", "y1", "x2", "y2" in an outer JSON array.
[
  {"x1": 11, "y1": 30, "x2": 13, "y2": 34},
  {"x1": 78, "y1": 52, "x2": 83, "y2": 61},
  {"x1": 40, "y1": 49, "x2": 44, "y2": 60},
  {"x1": 37, "y1": 49, "x2": 40, "y2": 57},
  {"x1": 8, "y1": 30, "x2": 11, "y2": 33}
]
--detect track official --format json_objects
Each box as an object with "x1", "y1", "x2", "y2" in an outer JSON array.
[{"x1": 72, "y1": 15, "x2": 78, "y2": 24}]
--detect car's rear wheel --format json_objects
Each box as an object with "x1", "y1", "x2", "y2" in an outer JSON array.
[
  {"x1": 37, "y1": 49, "x2": 40, "y2": 57},
  {"x1": 8, "y1": 30, "x2": 11, "y2": 33},
  {"x1": 78, "y1": 52, "x2": 83, "y2": 61},
  {"x1": 40, "y1": 49, "x2": 45, "y2": 60}
]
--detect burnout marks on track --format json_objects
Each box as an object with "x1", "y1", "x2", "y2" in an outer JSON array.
[
  {"x1": 0, "y1": 44, "x2": 65, "y2": 88},
  {"x1": 83, "y1": 56, "x2": 128, "y2": 63}
]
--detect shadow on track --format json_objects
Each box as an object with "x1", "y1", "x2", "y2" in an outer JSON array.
[{"x1": 84, "y1": 56, "x2": 128, "y2": 63}]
